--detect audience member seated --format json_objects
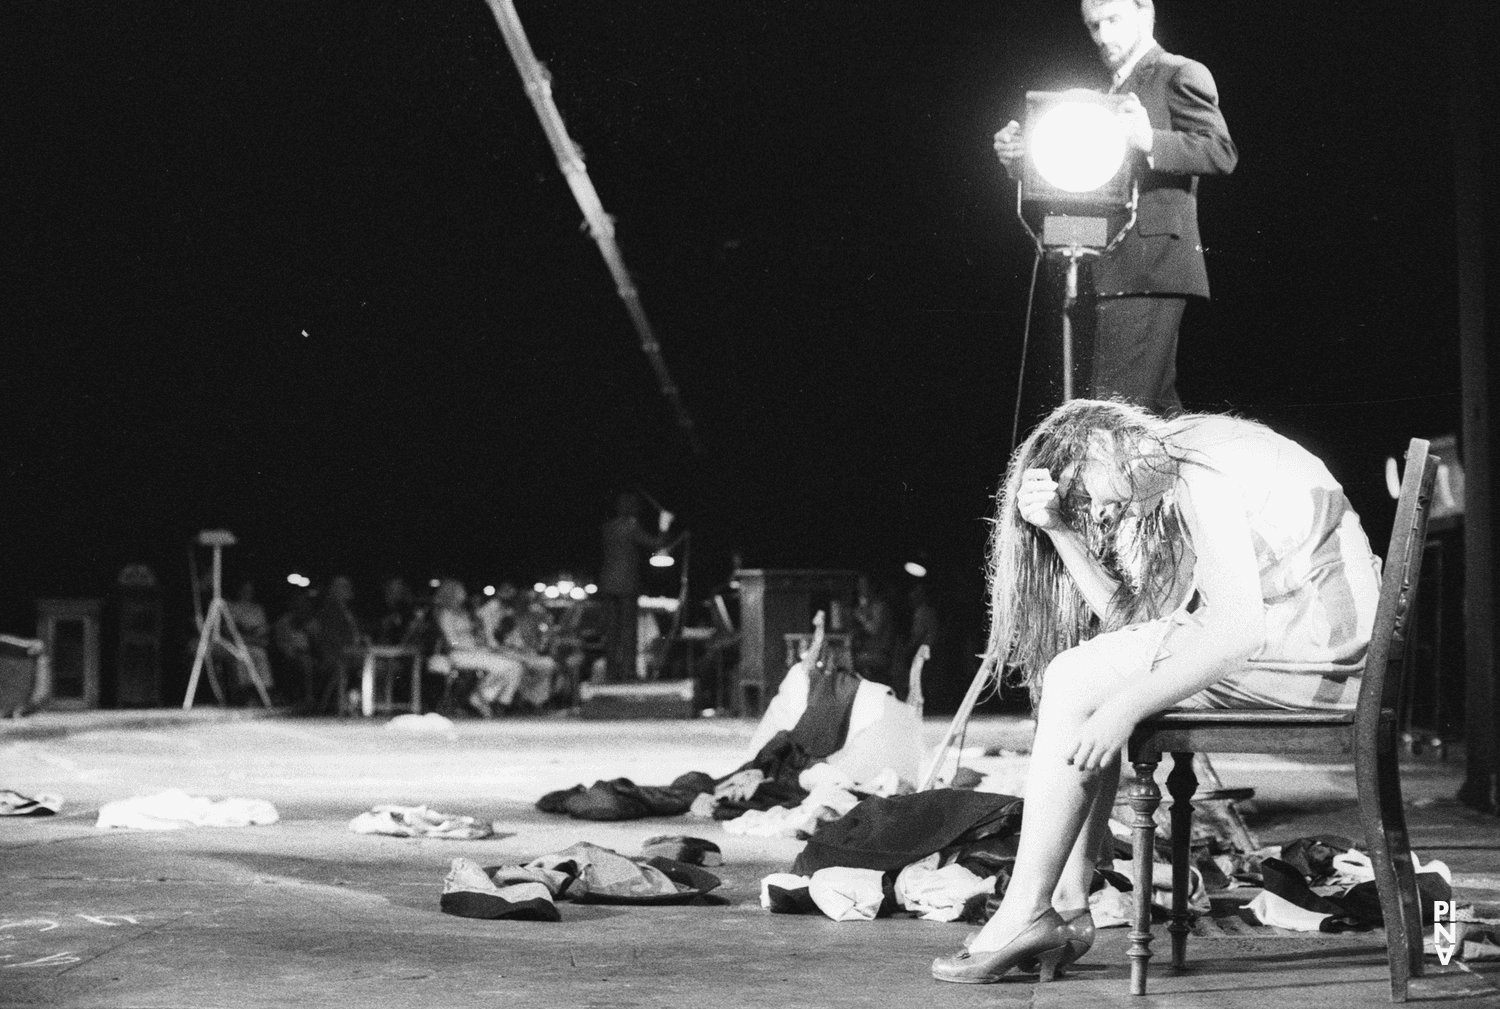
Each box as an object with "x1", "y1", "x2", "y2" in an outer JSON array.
[
  {"x1": 226, "y1": 580, "x2": 275, "y2": 703},
  {"x1": 310, "y1": 575, "x2": 368, "y2": 711},
  {"x1": 375, "y1": 576, "x2": 417, "y2": 646},
  {"x1": 272, "y1": 590, "x2": 318, "y2": 706},
  {"x1": 432, "y1": 580, "x2": 550, "y2": 716}
]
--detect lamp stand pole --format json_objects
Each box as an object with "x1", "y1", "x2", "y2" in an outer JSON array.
[{"x1": 1058, "y1": 244, "x2": 1092, "y2": 402}]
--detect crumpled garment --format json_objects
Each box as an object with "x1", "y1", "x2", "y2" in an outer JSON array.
[
  {"x1": 441, "y1": 858, "x2": 561, "y2": 921},
  {"x1": 793, "y1": 789, "x2": 1024, "y2": 876},
  {"x1": 639, "y1": 835, "x2": 723, "y2": 867},
  {"x1": 894, "y1": 854, "x2": 996, "y2": 922},
  {"x1": 808, "y1": 867, "x2": 889, "y2": 921},
  {"x1": 96, "y1": 789, "x2": 278, "y2": 830},
  {"x1": 1248, "y1": 852, "x2": 1453, "y2": 932},
  {"x1": 525, "y1": 842, "x2": 721, "y2": 905},
  {"x1": 441, "y1": 843, "x2": 722, "y2": 921},
  {"x1": 536, "y1": 773, "x2": 716, "y2": 821},
  {"x1": 1, "y1": 789, "x2": 63, "y2": 816},
  {"x1": 386, "y1": 712, "x2": 455, "y2": 733},
  {"x1": 1112, "y1": 858, "x2": 1212, "y2": 916},
  {"x1": 762, "y1": 872, "x2": 819, "y2": 914},
  {"x1": 349, "y1": 804, "x2": 497, "y2": 840},
  {"x1": 723, "y1": 784, "x2": 861, "y2": 838},
  {"x1": 760, "y1": 869, "x2": 890, "y2": 922}
]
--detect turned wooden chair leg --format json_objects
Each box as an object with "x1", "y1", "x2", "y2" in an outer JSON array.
[
  {"x1": 1167, "y1": 751, "x2": 1198, "y2": 969},
  {"x1": 1360, "y1": 731, "x2": 1424, "y2": 1002},
  {"x1": 1129, "y1": 757, "x2": 1162, "y2": 996}
]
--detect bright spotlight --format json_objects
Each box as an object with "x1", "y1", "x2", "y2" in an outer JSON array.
[
  {"x1": 1030, "y1": 101, "x2": 1126, "y2": 194},
  {"x1": 483, "y1": 585, "x2": 496, "y2": 596},
  {"x1": 544, "y1": 586, "x2": 560, "y2": 599},
  {"x1": 649, "y1": 552, "x2": 675, "y2": 568},
  {"x1": 533, "y1": 582, "x2": 547, "y2": 593},
  {"x1": 429, "y1": 578, "x2": 441, "y2": 589},
  {"x1": 569, "y1": 586, "x2": 587, "y2": 600},
  {"x1": 904, "y1": 561, "x2": 928, "y2": 579},
  {"x1": 585, "y1": 583, "x2": 597, "y2": 594},
  {"x1": 558, "y1": 579, "x2": 575, "y2": 592},
  {"x1": 286, "y1": 573, "x2": 310, "y2": 588}
]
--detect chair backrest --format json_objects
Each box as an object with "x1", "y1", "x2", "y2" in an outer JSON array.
[{"x1": 1356, "y1": 439, "x2": 1438, "y2": 729}]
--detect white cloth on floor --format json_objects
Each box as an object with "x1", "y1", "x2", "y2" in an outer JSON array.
[
  {"x1": 798, "y1": 763, "x2": 856, "y2": 792},
  {"x1": 0, "y1": 789, "x2": 63, "y2": 816},
  {"x1": 742, "y1": 662, "x2": 924, "y2": 786},
  {"x1": 808, "y1": 866, "x2": 886, "y2": 922},
  {"x1": 1112, "y1": 859, "x2": 1210, "y2": 915},
  {"x1": 894, "y1": 854, "x2": 994, "y2": 922},
  {"x1": 348, "y1": 804, "x2": 496, "y2": 840},
  {"x1": 722, "y1": 784, "x2": 860, "y2": 838},
  {"x1": 1247, "y1": 889, "x2": 1331, "y2": 931},
  {"x1": 386, "y1": 713, "x2": 455, "y2": 732},
  {"x1": 96, "y1": 789, "x2": 278, "y2": 830},
  {"x1": 1090, "y1": 880, "x2": 1133, "y2": 927},
  {"x1": 760, "y1": 873, "x2": 813, "y2": 910}
]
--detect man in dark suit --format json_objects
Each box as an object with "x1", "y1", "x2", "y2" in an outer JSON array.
[{"x1": 995, "y1": 0, "x2": 1237, "y2": 415}]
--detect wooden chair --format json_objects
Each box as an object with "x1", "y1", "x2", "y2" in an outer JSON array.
[{"x1": 1124, "y1": 438, "x2": 1438, "y2": 1002}]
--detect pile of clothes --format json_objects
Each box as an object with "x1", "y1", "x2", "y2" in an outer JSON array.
[
  {"x1": 1242, "y1": 834, "x2": 1453, "y2": 932},
  {"x1": 440, "y1": 840, "x2": 723, "y2": 922},
  {"x1": 349, "y1": 804, "x2": 502, "y2": 840},
  {"x1": 759, "y1": 789, "x2": 1026, "y2": 924},
  {"x1": 537, "y1": 655, "x2": 923, "y2": 828}
]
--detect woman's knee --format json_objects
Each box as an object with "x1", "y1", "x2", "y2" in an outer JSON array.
[{"x1": 1038, "y1": 650, "x2": 1109, "y2": 714}]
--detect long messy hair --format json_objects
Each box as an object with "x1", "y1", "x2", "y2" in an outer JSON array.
[{"x1": 985, "y1": 399, "x2": 1193, "y2": 705}]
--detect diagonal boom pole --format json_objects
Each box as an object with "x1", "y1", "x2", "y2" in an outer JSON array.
[{"x1": 483, "y1": 0, "x2": 703, "y2": 454}]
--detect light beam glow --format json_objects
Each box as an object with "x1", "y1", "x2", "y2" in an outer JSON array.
[{"x1": 1030, "y1": 101, "x2": 1127, "y2": 194}]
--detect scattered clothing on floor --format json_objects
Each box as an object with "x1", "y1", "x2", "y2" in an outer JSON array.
[
  {"x1": 639, "y1": 835, "x2": 723, "y2": 867},
  {"x1": 808, "y1": 867, "x2": 889, "y2": 921},
  {"x1": 1247, "y1": 850, "x2": 1453, "y2": 933},
  {"x1": 441, "y1": 842, "x2": 722, "y2": 921},
  {"x1": 722, "y1": 784, "x2": 861, "y2": 839},
  {"x1": 441, "y1": 858, "x2": 561, "y2": 921},
  {"x1": 0, "y1": 789, "x2": 62, "y2": 816},
  {"x1": 96, "y1": 789, "x2": 278, "y2": 830},
  {"x1": 792, "y1": 789, "x2": 1024, "y2": 876},
  {"x1": 894, "y1": 855, "x2": 997, "y2": 922},
  {"x1": 349, "y1": 804, "x2": 498, "y2": 840},
  {"x1": 536, "y1": 773, "x2": 715, "y2": 821},
  {"x1": 386, "y1": 712, "x2": 456, "y2": 733}
]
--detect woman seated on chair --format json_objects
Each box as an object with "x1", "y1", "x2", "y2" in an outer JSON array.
[
  {"x1": 933, "y1": 398, "x2": 1381, "y2": 984},
  {"x1": 432, "y1": 580, "x2": 549, "y2": 716}
]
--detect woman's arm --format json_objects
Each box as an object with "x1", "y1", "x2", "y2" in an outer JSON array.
[
  {"x1": 1068, "y1": 467, "x2": 1267, "y2": 770},
  {"x1": 1018, "y1": 468, "x2": 1123, "y2": 622}
]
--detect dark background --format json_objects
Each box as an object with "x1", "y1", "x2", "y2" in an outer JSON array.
[{"x1": 2, "y1": 1, "x2": 1462, "y2": 708}]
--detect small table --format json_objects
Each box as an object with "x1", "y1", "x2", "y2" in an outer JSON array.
[{"x1": 340, "y1": 645, "x2": 422, "y2": 717}]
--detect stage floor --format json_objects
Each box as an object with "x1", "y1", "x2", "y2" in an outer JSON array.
[{"x1": 2, "y1": 711, "x2": 1496, "y2": 1008}]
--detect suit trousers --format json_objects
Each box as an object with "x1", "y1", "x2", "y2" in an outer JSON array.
[
  {"x1": 1091, "y1": 294, "x2": 1187, "y2": 416},
  {"x1": 602, "y1": 592, "x2": 639, "y2": 683}
]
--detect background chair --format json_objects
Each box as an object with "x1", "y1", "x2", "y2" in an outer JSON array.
[{"x1": 1124, "y1": 438, "x2": 1437, "y2": 1002}]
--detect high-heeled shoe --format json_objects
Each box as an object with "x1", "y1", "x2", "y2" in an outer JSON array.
[
  {"x1": 931, "y1": 908, "x2": 1069, "y2": 984},
  {"x1": 1020, "y1": 907, "x2": 1095, "y2": 976}
]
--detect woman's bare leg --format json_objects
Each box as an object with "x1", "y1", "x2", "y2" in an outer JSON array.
[
  {"x1": 969, "y1": 652, "x2": 1116, "y2": 952},
  {"x1": 1053, "y1": 758, "x2": 1119, "y2": 911}
]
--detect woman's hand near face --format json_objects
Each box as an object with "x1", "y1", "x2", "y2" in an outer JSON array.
[{"x1": 1018, "y1": 468, "x2": 1065, "y2": 531}]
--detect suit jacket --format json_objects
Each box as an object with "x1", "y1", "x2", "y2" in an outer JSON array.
[{"x1": 1092, "y1": 45, "x2": 1237, "y2": 300}]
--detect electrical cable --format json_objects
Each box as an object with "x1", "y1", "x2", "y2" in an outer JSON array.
[{"x1": 1008, "y1": 248, "x2": 1044, "y2": 455}]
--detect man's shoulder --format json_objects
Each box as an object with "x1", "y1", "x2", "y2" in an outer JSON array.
[{"x1": 1152, "y1": 49, "x2": 1217, "y2": 84}]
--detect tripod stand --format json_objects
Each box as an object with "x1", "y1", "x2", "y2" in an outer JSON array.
[{"x1": 182, "y1": 530, "x2": 272, "y2": 710}]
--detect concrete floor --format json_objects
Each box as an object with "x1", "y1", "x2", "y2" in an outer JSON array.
[{"x1": 2, "y1": 710, "x2": 1498, "y2": 1008}]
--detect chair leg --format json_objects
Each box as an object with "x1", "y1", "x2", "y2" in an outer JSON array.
[
  {"x1": 1358, "y1": 730, "x2": 1423, "y2": 1002},
  {"x1": 1167, "y1": 751, "x2": 1198, "y2": 969},
  {"x1": 1129, "y1": 757, "x2": 1162, "y2": 996}
]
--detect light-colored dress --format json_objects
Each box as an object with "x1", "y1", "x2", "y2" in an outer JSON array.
[{"x1": 1076, "y1": 417, "x2": 1382, "y2": 710}]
